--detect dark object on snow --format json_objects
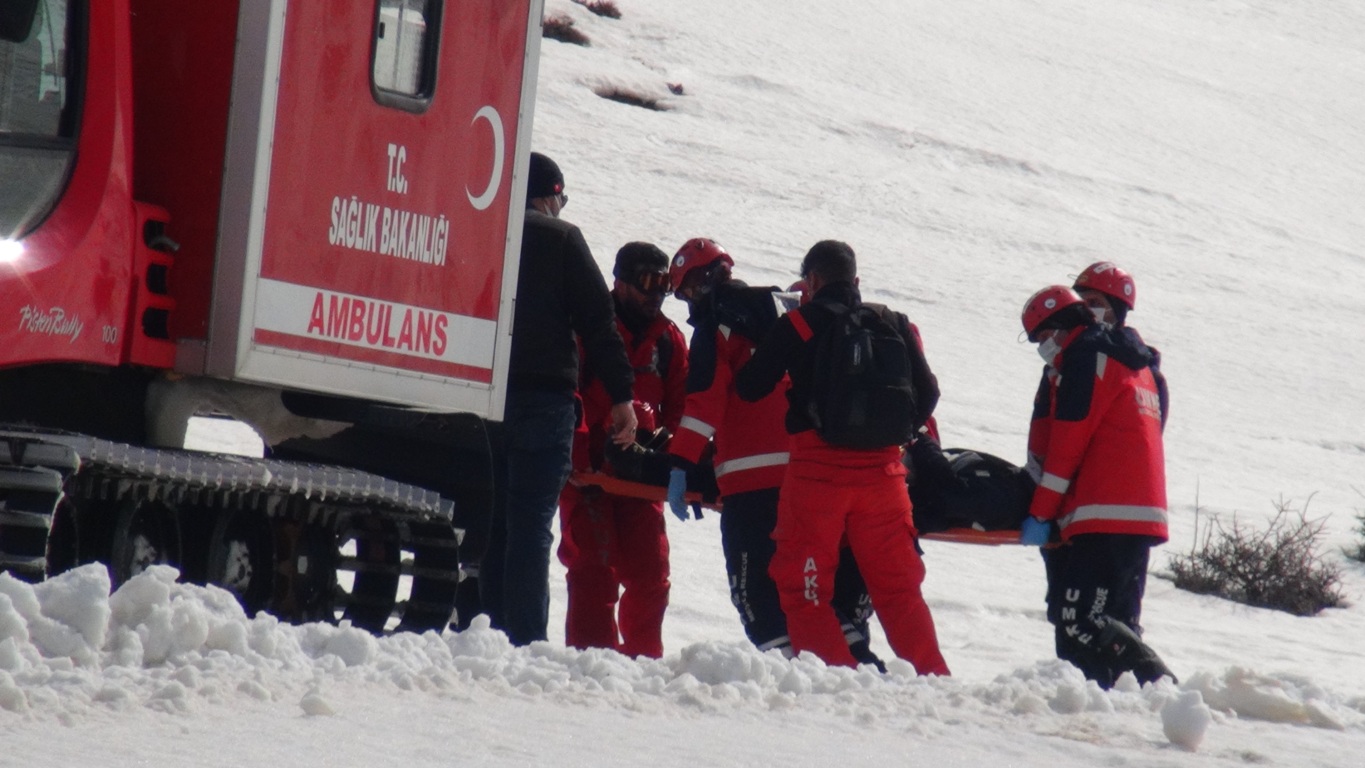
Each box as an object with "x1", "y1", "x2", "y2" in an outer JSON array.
[{"x1": 908, "y1": 444, "x2": 1033, "y2": 533}]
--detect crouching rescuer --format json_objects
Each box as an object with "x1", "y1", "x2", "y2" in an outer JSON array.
[
  {"x1": 1019, "y1": 285, "x2": 1176, "y2": 688},
  {"x1": 735, "y1": 240, "x2": 949, "y2": 674}
]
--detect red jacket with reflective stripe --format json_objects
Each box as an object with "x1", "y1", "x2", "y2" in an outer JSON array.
[
  {"x1": 669, "y1": 282, "x2": 791, "y2": 496},
  {"x1": 1027, "y1": 326, "x2": 1168, "y2": 541}
]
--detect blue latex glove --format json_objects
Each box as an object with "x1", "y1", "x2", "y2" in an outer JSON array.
[
  {"x1": 667, "y1": 468, "x2": 690, "y2": 522},
  {"x1": 1019, "y1": 516, "x2": 1052, "y2": 546}
]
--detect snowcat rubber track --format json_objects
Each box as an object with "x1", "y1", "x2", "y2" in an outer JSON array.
[{"x1": 0, "y1": 426, "x2": 462, "y2": 634}]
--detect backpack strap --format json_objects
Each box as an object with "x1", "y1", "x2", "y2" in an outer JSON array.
[
  {"x1": 789, "y1": 301, "x2": 850, "y2": 343},
  {"x1": 789, "y1": 306, "x2": 815, "y2": 342}
]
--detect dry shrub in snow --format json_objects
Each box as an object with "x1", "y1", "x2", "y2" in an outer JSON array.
[
  {"x1": 1169, "y1": 496, "x2": 1344, "y2": 616},
  {"x1": 573, "y1": 0, "x2": 622, "y2": 19},
  {"x1": 544, "y1": 13, "x2": 590, "y2": 46},
  {"x1": 593, "y1": 85, "x2": 671, "y2": 111}
]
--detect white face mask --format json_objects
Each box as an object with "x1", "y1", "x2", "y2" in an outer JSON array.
[
  {"x1": 1090, "y1": 306, "x2": 1111, "y2": 326},
  {"x1": 1037, "y1": 335, "x2": 1063, "y2": 365}
]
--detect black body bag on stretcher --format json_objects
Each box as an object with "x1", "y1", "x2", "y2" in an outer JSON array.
[{"x1": 907, "y1": 443, "x2": 1034, "y2": 533}]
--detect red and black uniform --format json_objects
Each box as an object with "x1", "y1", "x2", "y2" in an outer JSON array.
[
  {"x1": 558, "y1": 297, "x2": 687, "y2": 658},
  {"x1": 668, "y1": 280, "x2": 798, "y2": 651},
  {"x1": 735, "y1": 280, "x2": 949, "y2": 675},
  {"x1": 1028, "y1": 325, "x2": 1169, "y2": 687}
]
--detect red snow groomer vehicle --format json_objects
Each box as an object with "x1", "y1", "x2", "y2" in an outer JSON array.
[{"x1": 0, "y1": 0, "x2": 544, "y2": 632}]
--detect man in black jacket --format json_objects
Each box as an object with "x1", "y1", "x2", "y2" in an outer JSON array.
[{"x1": 479, "y1": 152, "x2": 636, "y2": 646}]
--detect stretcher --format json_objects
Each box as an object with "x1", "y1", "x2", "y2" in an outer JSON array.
[{"x1": 569, "y1": 471, "x2": 1025, "y2": 546}]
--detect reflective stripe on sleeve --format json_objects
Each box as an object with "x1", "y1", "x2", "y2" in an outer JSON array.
[
  {"x1": 1039, "y1": 472, "x2": 1070, "y2": 494},
  {"x1": 678, "y1": 415, "x2": 717, "y2": 439},
  {"x1": 1061, "y1": 504, "x2": 1168, "y2": 529},
  {"x1": 715, "y1": 451, "x2": 790, "y2": 477}
]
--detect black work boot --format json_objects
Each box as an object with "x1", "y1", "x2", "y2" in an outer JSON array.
[
  {"x1": 848, "y1": 637, "x2": 887, "y2": 673},
  {"x1": 1096, "y1": 619, "x2": 1177, "y2": 686}
]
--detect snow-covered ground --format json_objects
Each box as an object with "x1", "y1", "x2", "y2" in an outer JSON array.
[{"x1": 5, "y1": 0, "x2": 1365, "y2": 764}]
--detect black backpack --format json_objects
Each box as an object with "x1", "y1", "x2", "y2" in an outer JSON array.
[{"x1": 805, "y1": 302, "x2": 918, "y2": 449}]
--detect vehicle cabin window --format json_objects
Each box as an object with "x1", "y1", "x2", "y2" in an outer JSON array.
[
  {"x1": 372, "y1": 0, "x2": 441, "y2": 112},
  {"x1": 0, "y1": 0, "x2": 75, "y2": 241}
]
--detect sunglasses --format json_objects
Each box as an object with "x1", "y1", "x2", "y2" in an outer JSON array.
[{"x1": 629, "y1": 270, "x2": 672, "y2": 295}]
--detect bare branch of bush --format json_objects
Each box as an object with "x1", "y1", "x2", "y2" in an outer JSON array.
[
  {"x1": 544, "y1": 13, "x2": 590, "y2": 46},
  {"x1": 573, "y1": 0, "x2": 622, "y2": 19},
  {"x1": 1168, "y1": 495, "x2": 1344, "y2": 616},
  {"x1": 1345, "y1": 486, "x2": 1365, "y2": 563}
]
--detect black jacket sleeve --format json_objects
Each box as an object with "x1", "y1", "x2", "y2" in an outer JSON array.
[
  {"x1": 734, "y1": 313, "x2": 801, "y2": 403},
  {"x1": 564, "y1": 226, "x2": 633, "y2": 405},
  {"x1": 894, "y1": 311, "x2": 940, "y2": 429}
]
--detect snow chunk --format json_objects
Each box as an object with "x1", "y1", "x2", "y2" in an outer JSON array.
[
  {"x1": 300, "y1": 687, "x2": 336, "y2": 716},
  {"x1": 24, "y1": 564, "x2": 112, "y2": 664},
  {"x1": 0, "y1": 670, "x2": 28, "y2": 713},
  {"x1": 1187, "y1": 667, "x2": 1353, "y2": 729},
  {"x1": 1161, "y1": 689, "x2": 1212, "y2": 751},
  {"x1": 107, "y1": 566, "x2": 251, "y2": 665}
]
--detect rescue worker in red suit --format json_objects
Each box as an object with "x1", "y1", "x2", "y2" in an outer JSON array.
[
  {"x1": 558, "y1": 243, "x2": 687, "y2": 658},
  {"x1": 734, "y1": 240, "x2": 950, "y2": 675},
  {"x1": 666, "y1": 238, "x2": 879, "y2": 663},
  {"x1": 1072, "y1": 261, "x2": 1169, "y2": 428},
  {"x1": 1019, "y1": 285, "x2": 1176, "y2": 688}
]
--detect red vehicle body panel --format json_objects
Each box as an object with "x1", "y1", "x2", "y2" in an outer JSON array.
[
  {"x1": 204, "y1": 0, "x2": 536, "y2": 415},
  {"x1": 1, "y1": 0, "x2": 542, "y2": 419},
  {"x1": 2, "y1": 0, "x2": 139, "y2": 367},
  {"x1": 128, "y1": 0, "x2": 242, "y2": 343}
]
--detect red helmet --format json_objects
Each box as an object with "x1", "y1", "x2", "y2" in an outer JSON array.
[
  {"x1": 669, "y1": 238, "x2": 734, "y2": 297},
  {"x1": 1073, "y1": 261, "x2": 1136, "y2": 310},
  {"x1": 1021, "y1": 285, "x2": 1086, "y2": 340}
]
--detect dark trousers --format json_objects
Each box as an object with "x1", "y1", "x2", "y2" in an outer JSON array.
[
  {"x1": 719, "y1": 488, "x2": 873, "y2": 654},
  {"x1": 1043, "y1": 533, "x2": 1156, "y2": 685},
  {"x1": 479, "y1": 390, "x2": 577, "y2": 646}
]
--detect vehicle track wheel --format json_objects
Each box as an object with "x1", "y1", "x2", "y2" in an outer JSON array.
[
  {"x1": 271, "y1": 518, "x2": 339, "y2": 624},
  {"x1": 208, "y1": 509, "x2": 275, "y2": 617},
  {"x1": 110, "y1": 499, "x2": 181, "y2": 585},
  {"x1": 338, "y1": 514, "x2": 401, "y2": 633}
]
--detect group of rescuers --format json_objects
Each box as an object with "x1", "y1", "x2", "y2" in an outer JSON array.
[{"x1": 469, "y1": 151, "x2": 1176, "y2": 689}]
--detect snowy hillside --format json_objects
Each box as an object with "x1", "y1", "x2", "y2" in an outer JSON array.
[{"x1": 5, "y1": 1, "x2": 1365, "y2": 765}]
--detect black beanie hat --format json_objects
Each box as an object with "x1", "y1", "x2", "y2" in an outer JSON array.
[
  {"x1": 526, "y1": 152, "x2": 565, "y2": 202},
  {"x1": 614, "y1": 242, "x2": 669, "y2": 278}
]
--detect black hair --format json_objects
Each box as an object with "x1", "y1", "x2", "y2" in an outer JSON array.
[{"x1": 799, "y1": 240, "x2": 857, "y2": 283}]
